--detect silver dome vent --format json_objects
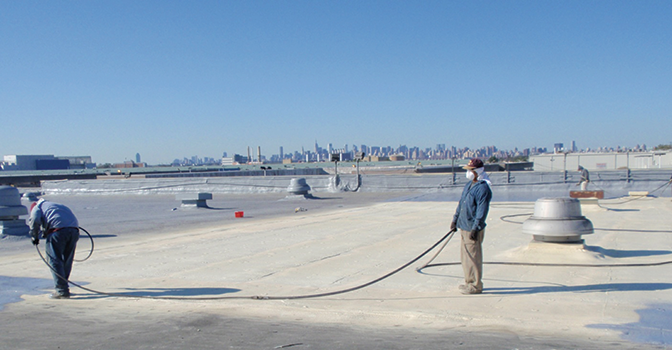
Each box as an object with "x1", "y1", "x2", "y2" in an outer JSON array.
[{"x1": 522, "y1": 198, "x2": 594, "y2": 243}]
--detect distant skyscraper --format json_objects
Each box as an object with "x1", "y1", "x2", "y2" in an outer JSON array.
[
  {"x1": 279, "y1": 146, "x2": 284, "y2": 159},
  {"x1": 135, "y1": 153, "x2": 141, "y2": 163},
  {"x1": 571, "y1": 141, "x2": 577, "y2": 152}
]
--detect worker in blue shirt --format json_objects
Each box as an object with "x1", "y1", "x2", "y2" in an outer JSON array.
[
  {"x1": 451, "y1": 158, "x2": 492, "y2": 295},
  {"x1": 577, "y1": 166, "x2": 590, "y2": 191},
  {"x1": 29, "y1": 199, "x2": 80, "y2": 299}
]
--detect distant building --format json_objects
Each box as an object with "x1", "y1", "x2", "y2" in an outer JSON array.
[
  {"x1": 2, "y1": 155, "x2": 95, "y2": 171},
  {"x1": 222, "y1": 154, "x2": 248, "y2": 166},
  {"x1": 60, "y1": 156, "x2": 95, "y2": 169},
  {"x1": 364, "y1": 155, "x2": 390, "y2": 162},
  {"x1": 531, "y1": 151, "x2": 672, "y2": 171},
  {"x1": 113, "y1": 161, "x2": 146, "y2": 168}
]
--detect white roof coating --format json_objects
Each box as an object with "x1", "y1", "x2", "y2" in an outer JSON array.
[{"x1": 1, "y1": 185, "x2": 672, "y2": 349}]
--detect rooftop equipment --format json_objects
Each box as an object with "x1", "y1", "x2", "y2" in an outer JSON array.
[
  {"x1": 287, "y1": 178, "x2": 311, "y2": 198},
  {"x1": 176, "y1": 192, "x2": 212, "y2": 208},
  {"x1": 522, "y1": 197, "x2": 594, "y2": 243},
  {"x1": 0, "y1": 186, "x2": 29, "y2": 236}
]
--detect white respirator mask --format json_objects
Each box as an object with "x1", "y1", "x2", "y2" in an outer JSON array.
[
  {"x1": 466, "y1": 168, "x2": 483, "y2": 181},
  {"x1": 465, "y1": 171, "x2": 476, "y2": 181}
]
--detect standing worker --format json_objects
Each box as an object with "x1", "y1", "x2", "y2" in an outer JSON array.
[
  {"x1": 450, "y1": 158, "x2": 492, "y2": 295},
  {"x1": 577, "y1": 165, "x2": 590, "y2": 191},
  {"x1": 28, "y1": 198, "x2": 80, "y2": 299}
]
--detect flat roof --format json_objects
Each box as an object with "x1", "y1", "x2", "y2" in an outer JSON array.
[{"x1": 1, "y1": 191, "x2": 671, "y2": 348}]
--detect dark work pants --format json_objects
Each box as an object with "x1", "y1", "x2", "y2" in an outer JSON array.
[{"x1": 45, "y1": 228, "x2": 80, "y2": 295}]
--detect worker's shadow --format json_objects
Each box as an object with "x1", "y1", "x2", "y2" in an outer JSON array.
[
  {"x1": 487, "y1": 282, "x2": 672, "y2": 295},
  {"x1": 89, "y1": 234, "x2": 117, "y2": 239},
  {"x1": 203, "y1": 206, "x2": 234, "y2": 211},
  {"x1": 601, "y1": 207, "x2": 640, "y2": 212},
  {"x1": 120, "y1": 287, "x2": 241, "y2": 297},
  {"x1": 584, "y1": 245, "x2": 672, "y2": 257},
  {"x1": 74, "y1": 287, "x2": 241, "y2": 299},
  {"x1": 594, "y1": 228, "x2": 672, "y2": 234}
]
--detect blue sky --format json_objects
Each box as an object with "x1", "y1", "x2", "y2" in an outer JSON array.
[{"x1": 1, "y1": 1, "x2": 670, "y2": 164}]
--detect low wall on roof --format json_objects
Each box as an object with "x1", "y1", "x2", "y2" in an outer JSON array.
[{"x1": 39, "y1": 169, "x2": 672, "y2": 200}]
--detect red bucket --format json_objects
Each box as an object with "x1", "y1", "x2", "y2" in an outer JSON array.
[{"x1": 235, "y1": 211, "x2": 244, "y2": 218}]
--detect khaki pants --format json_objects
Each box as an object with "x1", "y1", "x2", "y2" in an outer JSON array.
[
  {"x1": 580, "y1": 181, "x2": 589, "y2": 191},
  {"x1": 460, "y1": 229, "x2": 484, "y2": 292}
]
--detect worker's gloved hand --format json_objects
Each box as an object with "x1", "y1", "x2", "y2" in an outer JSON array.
[
  {"x1": 31, "y1": 237, "x2": 39, "y2": 246},
  {"x1": 469, "y1": 230, "x2": 479, "y2": 241},
  {"x1": 450, "y1": 221, "x2": 457, "y2": 231}
]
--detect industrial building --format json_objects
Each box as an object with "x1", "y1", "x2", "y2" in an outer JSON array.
[
  {"x1": 530, "y1": 151, "x2": 672, "y2": 172},
  {"x1": 1, "y1": 155, "x2": 95, "y2": 171}
]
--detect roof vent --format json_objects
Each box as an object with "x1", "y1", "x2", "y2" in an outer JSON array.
[
  {"x1": 287, "y1": 178, "x2": 312, "y2": 198},
  {"x1": 0, "y1": 186, "x2": 29, "y2": 236},
  {"x1": 522, "y1": 198, "x2": 593, "y2": 243}
]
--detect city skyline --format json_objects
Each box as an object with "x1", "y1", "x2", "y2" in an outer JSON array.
[
  {"x1": 2, "y1": 2, "x2": 670, "y2": 164},
  {"x1": 163, "y1": 139, "x2": 657, "y2": 167}
]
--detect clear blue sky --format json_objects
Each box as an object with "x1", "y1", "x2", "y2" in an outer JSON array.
[{"x1": 1, "y1": 1, "x2": 670, "y2": 164}]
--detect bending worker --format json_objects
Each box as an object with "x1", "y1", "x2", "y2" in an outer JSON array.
[
  {"x1": 578, "y1": 165, "x2": 590, "y2": 191},
  {"x1": 28, "y1": 198, "x2": 80, "y2": 299},
  {"x1": 450, "y1": 158, "x2": 492, "y2": 295}
]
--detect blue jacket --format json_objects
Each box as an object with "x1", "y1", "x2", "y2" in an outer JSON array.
[
  {"x1": 453, "y1": 180, "x2": 492, "y2": 232},
  {"x1": 29, "y1": 200, "x2": 79, "y2": 239}
]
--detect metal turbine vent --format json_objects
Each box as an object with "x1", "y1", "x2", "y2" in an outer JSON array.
[
  {"x1": 287, "y1": 178, "x2": 311, "y2": 196},
  {"x1": 0, "y1": 186, "x2": 29, "y2": 236},
  {"x1": 522, "y1": 197, "x2": 594, "y2": 243}
]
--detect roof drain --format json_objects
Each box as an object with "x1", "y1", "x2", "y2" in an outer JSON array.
[{"x1": 522, "y1": 198, "x2": 594, "y2": 243}]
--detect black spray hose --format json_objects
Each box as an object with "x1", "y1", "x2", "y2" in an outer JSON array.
[
  {"x1": 36, "y1": 243, "x2": 254, "y2": 300},
  {"x1": 36, "y1": 229, "x2": 458, "y2": 301},
  {"x1": 255, "y1": 228, "x2": 458, "y2": 300},
  {"x1": 74, "y1": 227, "x2": 94, "y2": 262},
  {"x1": 415, "y1": 230, "x2": 672, "y2": 273},
  {"x1": 415, "y1": 229, "x2": 457, "y2": 271},
  {"x1": 37, "y1": 180, "x2": 672, "y2": 301},
  {"x1": 413, "y1": 184, "x2": 672, "y2": 273},
  {"x1": 496, "y1": 181, "x2": 672, "y2": 219},
  {"x1": 597, "y1": 180, "x2": 672, "y2": 207}
]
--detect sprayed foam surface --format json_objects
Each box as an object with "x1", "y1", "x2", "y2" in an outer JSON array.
[{"x1": 2, "y1": 190, "x2": 672, "y2": 348}]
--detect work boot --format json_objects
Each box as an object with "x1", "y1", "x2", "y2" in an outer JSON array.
[
  {"x1": 458, "y1": 284, "x2": 482, "y2": 295},
  {"x1": 50, "y1": 292, "x2": 70, "y2": 299}
]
